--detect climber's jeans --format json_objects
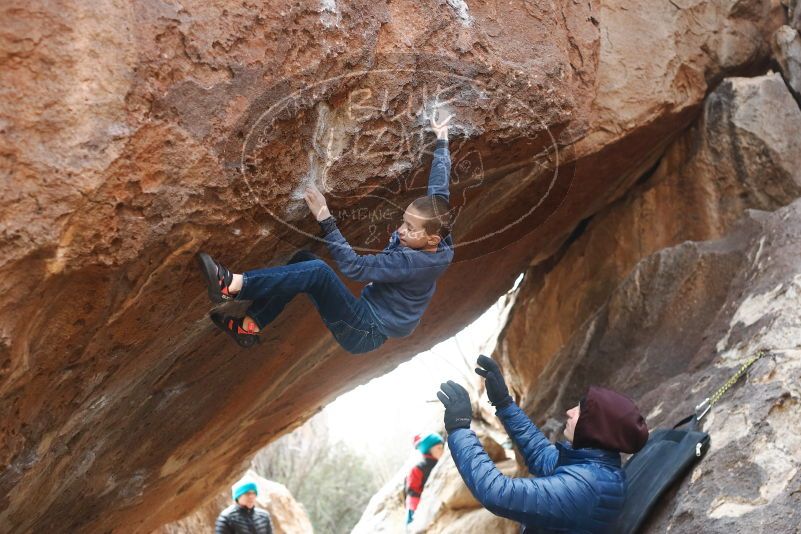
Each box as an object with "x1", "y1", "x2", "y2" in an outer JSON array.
[{"x1": 238, "y1": 251, "x2": 387, "y2": 355}]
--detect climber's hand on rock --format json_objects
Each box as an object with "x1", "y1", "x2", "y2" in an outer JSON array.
[
  {"x1": 430, "y1": 109, "x2": 452, "y2": 140},
  {"x1": 437, "y1": 380, "x2": 473, "y2": 432},
  {"x1": 304, "y1": 184, "x2": 331, "y2": 221},
  {"x1": 475, "y1": 355, "x2": 513, "y2": 408}
]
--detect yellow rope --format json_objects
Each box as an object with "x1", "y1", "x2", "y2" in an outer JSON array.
[
  {"x1": 696, "y1": 348, "x2": 769, "y2": 420},
  {"x1": 709, "y1": 349, "x2": 768, "y2": 406}
]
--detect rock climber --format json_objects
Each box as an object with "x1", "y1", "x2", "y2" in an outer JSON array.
[
  {"x1": 437, "y1": 355, "x2": 649, "y2": 533},
  {"x1": 196, "y1": 110, "x2": 455, "y2": 353}
]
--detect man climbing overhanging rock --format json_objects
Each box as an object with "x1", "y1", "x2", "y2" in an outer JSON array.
[
  {"x1": 437, "y1": 355, "x2": 648, "y2": 533},
  {"x1": 195, "y1": 111, "x2": 455, "y2": 353}
]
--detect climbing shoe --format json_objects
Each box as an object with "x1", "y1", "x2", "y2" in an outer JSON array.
[
  {"x1": 196, "y1": 252, "x2": 234, "y2": 303},
  {"x1": 210, "y1": 312, "x2": 260, "y2": 348}
]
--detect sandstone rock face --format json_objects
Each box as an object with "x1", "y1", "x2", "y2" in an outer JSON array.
[
  {"x1": 409, "y1": 456, "x2": 519, "y2": 533},
  {"x1": 790, "y1": 0, "x2": 801, "y2": 30},
  {"x1": 494, "y1": 72, "x2": 801, "y2": 406},
  {"x1": 773, "y1": 25, "x2": 801, "y2": 96},
  {"x1": 153, "y1": 470, "x2": 312, "y2": 534},
  {"x1": 354, "y1": 431, "x2": 519, "y2": 534},
  {"x1": 0, "y1": 0, "x2": 785, "y2": 531},
  {"x1": 491, "y1": 76, "x2": 801, "y2": 530},
  {"x1": 516, "y1": 199, "x2": 801, "y2": 532},
  {"x1": 351, "y1": 470, "x2": 407, "y2": 534},
  {"x1": 429, "y1": 507, "x2": 520, "y2": 534}
]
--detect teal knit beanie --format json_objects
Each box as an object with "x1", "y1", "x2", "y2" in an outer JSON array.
[
  {"x1": 415, "y1": 432, "x2": 444, "y2": 454},
  {"x1": 232, "y1": 480, "x2": 258, "y2": 502}
]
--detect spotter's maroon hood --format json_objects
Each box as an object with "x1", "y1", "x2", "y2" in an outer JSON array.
[{"x1": 572, "y1": 385, "x2": 649, "y2": 454}]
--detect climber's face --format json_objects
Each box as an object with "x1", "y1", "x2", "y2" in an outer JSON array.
[
  {"x1": 564, "y1": 405, "x2": 580, "y2": 442},
  {"x1": 398, "y1": 205, "x2": 439, "y2": 250},
  {"x1": 429, "y1": 443, "x2": 444, "y2": 460},
  {"x1": 237, "y1": 490, "x2": 257, "y2": 509}
]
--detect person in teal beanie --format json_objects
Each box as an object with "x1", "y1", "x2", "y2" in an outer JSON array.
[
  {"x1": 232, "y1": 481, "x2": 258, "y2": 501},
  {"x1": 404, "y1": 432, "x2": 445, "y2": 524},
  {"x1": 215, "y1": 477, "x2": 273, "y2": 534}
]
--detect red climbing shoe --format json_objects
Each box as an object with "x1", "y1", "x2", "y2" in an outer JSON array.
[
  {"x1": 196, "y1": 252, "x2": 234, "y2": 303},
  {"x1": 209, "y1": 312, "x2": 260, "y2": 348}
]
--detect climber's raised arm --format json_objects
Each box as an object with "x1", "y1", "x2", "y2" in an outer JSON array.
[{"x1": 427, "y1": 110, "x2": 452, "y2": 201}]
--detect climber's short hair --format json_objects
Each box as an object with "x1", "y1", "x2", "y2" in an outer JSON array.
[{"x1": 409, "y1": 195, "x2": 452, "y2": 238}]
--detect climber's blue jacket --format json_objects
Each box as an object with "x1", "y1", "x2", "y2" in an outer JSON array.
[
  {"x1": 448, "y1": 402, "x2": 626, "y2": 533},
  {"x1": 319, "y1": 139, "x2": 453, "y2": 338}
]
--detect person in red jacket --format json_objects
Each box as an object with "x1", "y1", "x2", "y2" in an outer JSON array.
[{"x1": 404, "y1": 432, "x2": 444, "y2": 525}]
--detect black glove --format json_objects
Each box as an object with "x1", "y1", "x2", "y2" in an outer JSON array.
[
  {"x1": 436, "y1": 380, "x2": 473, "y2": 432},
  {"x1": 475, "y1": 354, "x2": 513, "y2": 408}
]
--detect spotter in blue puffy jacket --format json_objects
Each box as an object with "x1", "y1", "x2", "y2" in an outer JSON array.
[{"x1": 438, "y1": 358, "x2": 649, "y2": 534}]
